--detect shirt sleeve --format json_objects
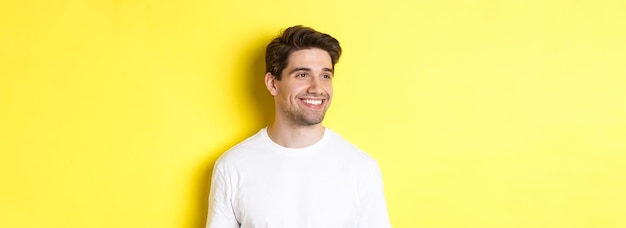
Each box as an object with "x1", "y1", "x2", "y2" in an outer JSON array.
[
  {"x1": 206, "y1": 163, "x2": 240, "y2": 228},
  {"x1": 358, "y1": 162, "x2": 392, "y2": 228}
]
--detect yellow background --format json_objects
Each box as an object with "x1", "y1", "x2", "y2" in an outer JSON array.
[{"x1": 1, "y1": 0, "x2": 625, "y2": 227}]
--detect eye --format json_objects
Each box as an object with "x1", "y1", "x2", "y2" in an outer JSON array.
[
  {"x1": 296, "y1": 73, "x2": 307, "y2": 78},
  {"x1": 322, "y1": 74, "x2": 332, "y2": 79}
]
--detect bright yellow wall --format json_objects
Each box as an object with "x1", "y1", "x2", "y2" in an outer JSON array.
[{"x1": 1, "y1": 0, "x2": 625, "y2": 227}]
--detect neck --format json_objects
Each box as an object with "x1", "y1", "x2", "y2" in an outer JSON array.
[{"x1": 266, "y1": 121, "x2": 326, "y2": 149}]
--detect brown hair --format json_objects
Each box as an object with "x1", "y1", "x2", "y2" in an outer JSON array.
[{"x1": 265, "y1": 25, "x2": 342, "y2": 80}]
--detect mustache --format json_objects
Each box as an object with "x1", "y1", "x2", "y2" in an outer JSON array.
[{"x1": 298, "y1": 94, "x2": 330, "y2": 99}]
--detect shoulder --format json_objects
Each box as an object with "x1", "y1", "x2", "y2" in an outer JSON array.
[
  {"x1": 214, "y1": 129, "x2": 267, "y2": 168},
  {"x1": 325, "y1": 128, "x2": 379, "y2": 167}
]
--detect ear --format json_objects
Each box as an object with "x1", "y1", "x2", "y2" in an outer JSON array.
[{"x1": 265, "y1": 72, "x2": 278, "y2": 96}]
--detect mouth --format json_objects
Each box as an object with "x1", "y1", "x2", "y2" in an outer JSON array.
[{"x1": 300, "y1": 98, "x2": 325, "y2": 109}]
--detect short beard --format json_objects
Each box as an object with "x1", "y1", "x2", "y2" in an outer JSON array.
[{"x1": 283, "y1": 109, "x2": 326, "y2": 126}]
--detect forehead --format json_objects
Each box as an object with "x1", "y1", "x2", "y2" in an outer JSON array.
[{"x1": 285, "y1": 48, "x2": 333, "y2": 69}]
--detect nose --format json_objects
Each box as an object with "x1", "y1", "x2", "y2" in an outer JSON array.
[{"x1": 307, "y1": 76, "x2": 323, "y2": 95}]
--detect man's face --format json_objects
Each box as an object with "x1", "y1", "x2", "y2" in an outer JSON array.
[{"x1": 269, "y1": 48, "x2": 334, "y2": 126}]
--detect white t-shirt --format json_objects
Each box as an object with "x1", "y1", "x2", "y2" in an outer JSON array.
[{"x1": 206, "y1": 128, "x2": 391, "y2": 228}]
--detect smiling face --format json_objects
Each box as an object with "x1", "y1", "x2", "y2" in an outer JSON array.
[{"x1": 265, "y1": 48, "x2": 334, "y2": 127}]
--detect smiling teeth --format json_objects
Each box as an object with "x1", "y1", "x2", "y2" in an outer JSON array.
[{"x1": 303, "y1": 99, "x2": 322, "y2": 105}]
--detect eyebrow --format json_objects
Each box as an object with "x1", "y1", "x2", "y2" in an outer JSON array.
[{"x1": 288, "y1": 67, "x2": 334, "y2": 74}]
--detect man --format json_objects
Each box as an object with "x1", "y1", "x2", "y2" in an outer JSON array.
[{"x1": 206, "y1": 25, "x2": 391, "y2": 228}]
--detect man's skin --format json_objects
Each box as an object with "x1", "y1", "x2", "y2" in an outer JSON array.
[{"x1": 264, "y1": 48, "x2": 334, "y2": 148}]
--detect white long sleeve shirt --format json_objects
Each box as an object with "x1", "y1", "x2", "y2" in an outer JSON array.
[{"x1": 206, "y1": 128, "x2": 391, "y2": 228}]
